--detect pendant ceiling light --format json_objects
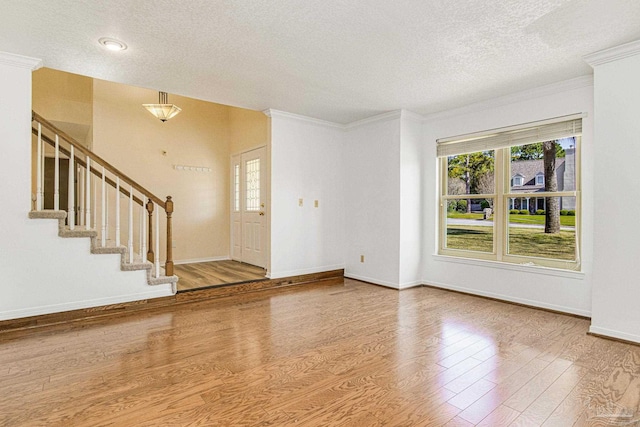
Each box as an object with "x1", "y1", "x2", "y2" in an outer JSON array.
[{"x1": 143, "y1": 91, "x2": 182, "y2": 122}]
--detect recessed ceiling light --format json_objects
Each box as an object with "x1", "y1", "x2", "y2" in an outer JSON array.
[{"x1": 98, "y1": 37, "x2": 127, "y2": 51}]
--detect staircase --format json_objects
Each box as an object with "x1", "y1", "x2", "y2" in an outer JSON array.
[{"x1": 30, "y1": 112, "x2": 178, "y2": 293}]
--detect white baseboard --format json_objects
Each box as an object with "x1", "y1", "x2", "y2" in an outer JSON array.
[
  {"x1": 0, "y1": 287, "x2": 174, "y2": 321},
  {"x1": 174, "y1": 256, "x2": 230, "y2": 265},
  {"x1": 425, "y1": 280, "x2": 591, "y2": 317},
  {"x1": 268, "y1": 264, "x2": 344, "y2": 279},
  {"x1": 399, "y1": 280, "x2": 423, "y2": 290},
  {"x1": 589, "y1": 325, "x2": 640, "y2": 344},
  {"x1": 345, "y1": 273, "x2": 400, "y2": 289},
  {"x1": 344, "y1": 273, "x2": 423, "y2": 290}
]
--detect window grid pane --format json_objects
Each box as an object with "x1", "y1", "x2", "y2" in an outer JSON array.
[
  {"x1": 234, "y1": 164, "x2": 240, "y2": 212},
  {"x1": 245, "y1": 159, "x2": 260, "y2": 211},
  {"x1": 446, "y1": 150, "x2": 495, "y2": 196},
  {"x1": 444, "y1": 198, "x2": 495, "y2": 254},
  {"x1": 507, "y1": 196, "x2": 577, "y2": 261}
]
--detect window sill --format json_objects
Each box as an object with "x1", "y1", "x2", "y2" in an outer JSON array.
[{"x1": 432, "y1": 254, "x2": 585, "y2": 279}]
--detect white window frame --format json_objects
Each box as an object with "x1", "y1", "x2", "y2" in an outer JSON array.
[
  {"x1": 437, "y1": 115, "x2": 582, "y2": 271},
  {"x1": 535, "y1": 173, "x2": 544, "y2": 185},
  {"x1": 513, "y1": 174, "x2": 524, "y2": 186}
]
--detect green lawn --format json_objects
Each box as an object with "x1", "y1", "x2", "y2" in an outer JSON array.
[
  {"x1": 508, "y1": 214, "x2": 575, "y2": 227},
  {"x1": 445, "y1": 225, "x2": 576, "y2": 260},
  {"x1": 447, "y1": 212, "x2": 575, "y2": 227},
  {"x1": 447, "y1": 212, "x2": 485, "y2": 220}
]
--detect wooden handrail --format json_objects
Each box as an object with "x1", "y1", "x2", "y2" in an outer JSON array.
[
  {"x1": 32, "y1": 111, "x2": 165, "y2": 209},
  {"x1": 32, "y1": 110, "x2": 175, "y2": 278},
  {"x1": 32, "y1": 128, "x2": 146, "y2": 206}
]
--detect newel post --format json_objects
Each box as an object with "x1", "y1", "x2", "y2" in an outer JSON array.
[
  {"x1": 165, "y1": 196, "x2": 174, "y2": 276},
  {"x1": 146, "y1": 199, "x2": 154, "y2": 262}
]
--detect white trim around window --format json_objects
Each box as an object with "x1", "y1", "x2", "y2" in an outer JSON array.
[{"x1": 437, "y1": 116, "x2": 582, "y2": 271}]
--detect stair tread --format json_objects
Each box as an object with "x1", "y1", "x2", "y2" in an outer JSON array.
[
  {"x1": 29, "y1": 210, "x2": 67, "y2": 220},
  {"x1": 148, "y1": 275, "x2": 179, "y2": 286},
  {"x1": 60, "y1": 229, "x2": 97, "y2": 238},
  {"x1": 92, "y1": 245, "x2": 127, "y2": 255}
]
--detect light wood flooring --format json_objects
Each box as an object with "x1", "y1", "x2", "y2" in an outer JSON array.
[
  {"x1": 174, "y1": 260, "x2": 267, "y2": 291},
  {"x1": 1, "y1": 279, "x2": 639, "y2": 426}
]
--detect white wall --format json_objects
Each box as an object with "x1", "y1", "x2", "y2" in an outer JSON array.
[
  {"x1": 344, "y1": 112, "x2": 402, "y2": 287},
  {"x1": 0, "y1": 52, "x2": 173, "y2": 321},
  {"x1": 399, "y1": 112, "x2": 423, "y2": 287},
  {"x1": 268, "y1": 111, "x2": 345, "y2": 278},
  {"x1": 588, "y1": 42, "x2": 640, "y2": 343},
  {"x1": 421, "y1": 78, "x2": 594, "y2": 316}
]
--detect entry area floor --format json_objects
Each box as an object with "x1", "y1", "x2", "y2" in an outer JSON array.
[{"x1": 174, "y1": 260, "x2": 267, "y2": 292}]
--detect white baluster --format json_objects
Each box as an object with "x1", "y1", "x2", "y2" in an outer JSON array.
[
  {"x1": 93, "y1": 177, "x2": 97, "y2": 231},
  {"x1": 141, "y1": 199, "x2": 147, "y2": 264},
  {"x1": 115, "y1": 177, "x2": 121, "y2": 247},
  {"x1": 54, "y1": 135, "x2": 60, "y2": 210},
  {"x1": 85, "y1": 157, "x2": 91, "y2": 228},
  {"x1": 155, "y1": 205, "x2": 160, "y2": 278},
  {"x1": 128, "y1": 185, "x2": 134, "y2": 263},
  {"x1": 105, "y1": 185, "x2": 109, "y2": 243},
  {"x1": 36, "y1": 123, "x2": 42, "y2": 210},
  {"x1": 68, "y1": 145, "x2": 75, "y2": 230},
  {"x1": 139, "y1": 205, "x2": 143, "y2": 259},
  {"x1": 78, "y1": 167, "x2": 84, "y2": 226},
  {"x1": 101, "y1": 166, "x2": 106, "y2": 247},
  {"x1": 41, "y1": 125, "x2": 45, "y2": 209}
]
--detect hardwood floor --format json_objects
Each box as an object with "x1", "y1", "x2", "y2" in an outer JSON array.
[
  {"x1": 1, "y1": 279, "x2": 639, "y2": 426},
  {"x1": 174, "y1": 260, "x2": 267, "y2": 291}
]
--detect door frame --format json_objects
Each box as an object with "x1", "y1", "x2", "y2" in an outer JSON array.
[{"x1": 230, "y1": 146, "x2": 269, "y2": 270}]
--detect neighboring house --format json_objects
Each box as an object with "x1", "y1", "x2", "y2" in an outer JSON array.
[{"x1": 509, "y1": 147, "x2": 576, "y2": 212}]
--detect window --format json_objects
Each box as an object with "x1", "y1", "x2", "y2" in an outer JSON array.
[
  {"x1": 438, "y1": 115, "x2": 581, "y2": 270},
  {"x1": 233, "y1": 164, "x2": 240, "y2": 212},
  {"x1": 245, "y1": 158, "x2": 260, "y2": 211}
]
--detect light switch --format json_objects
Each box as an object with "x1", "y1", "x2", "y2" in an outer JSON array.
[
  {"x1": 314, "y1": 200, "x2": 319, "y2": 208},
  {"x1": 298, "y1": 198, "x2": 303, "y2": 207}
]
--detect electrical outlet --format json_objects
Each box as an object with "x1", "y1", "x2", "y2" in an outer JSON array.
[
  {"x1": 298, "y1": 198, "x2": 303, "y2": 207},
  {"x1": 314, "y1": 200, "x2": 319, "y2": 208},
  {"x1": 172, "y1": 241, "x2": 177, "y2": 248},
  {"x1": 360, "y1": 255, "x2": 365, "y2": 263}
]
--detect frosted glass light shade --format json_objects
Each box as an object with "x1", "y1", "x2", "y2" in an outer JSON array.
[
  {"x1": 143, "y1": 91, "x2": 181, "y2": 122},
  {"x1": 142, "y1": 103, "x2": 182, "y2": 122}
]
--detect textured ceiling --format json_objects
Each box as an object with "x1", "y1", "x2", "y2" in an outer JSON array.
[{"x1": 1, "y1": 0, "x2": 639, "y2": 123}]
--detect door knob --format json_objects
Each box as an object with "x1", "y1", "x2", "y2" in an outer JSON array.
[{"x1": 259, "y1": 212, "x2": 265, "y2": 216}]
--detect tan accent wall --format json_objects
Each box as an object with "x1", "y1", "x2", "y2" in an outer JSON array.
[
  {"x1": 32, "y1": 68, "x2": 93, "y2": 144},
  {"x1": 92, "y1": 80, "x2": 231, "y2": 262},
  {"x1": 228, "y1": 106, "x2": 269, "y2": 155},
  {"x1": 31, "y1": 68, "x2": 94, "y2": 201}
]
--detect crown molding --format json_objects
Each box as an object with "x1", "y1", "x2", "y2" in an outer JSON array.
[
  {"x1": 401, "y1": 110, "x2": 425, "y2": 123},
  {"x1": 262, "y1": 109, "x2": 345, "y2": 129},
  {"x1": 0, "y1": 52, "x2": 42, "y2": 70},
  {"x1": 262, "y1": 108, "x2": 425, "y2": 131},
  {"x1": 423, "y1": 75, "x2": 593, "y2": 123},
  {"x1": 344, "y1": 110, "x2": 402, "y2": 130},
  {"x1": 584, "y1": 39, "x2": 640, "y2": 67}
]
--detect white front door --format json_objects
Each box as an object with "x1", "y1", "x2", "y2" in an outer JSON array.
[{"x1": 230, "y1": 147, "x2": 267, "y2": 268}]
